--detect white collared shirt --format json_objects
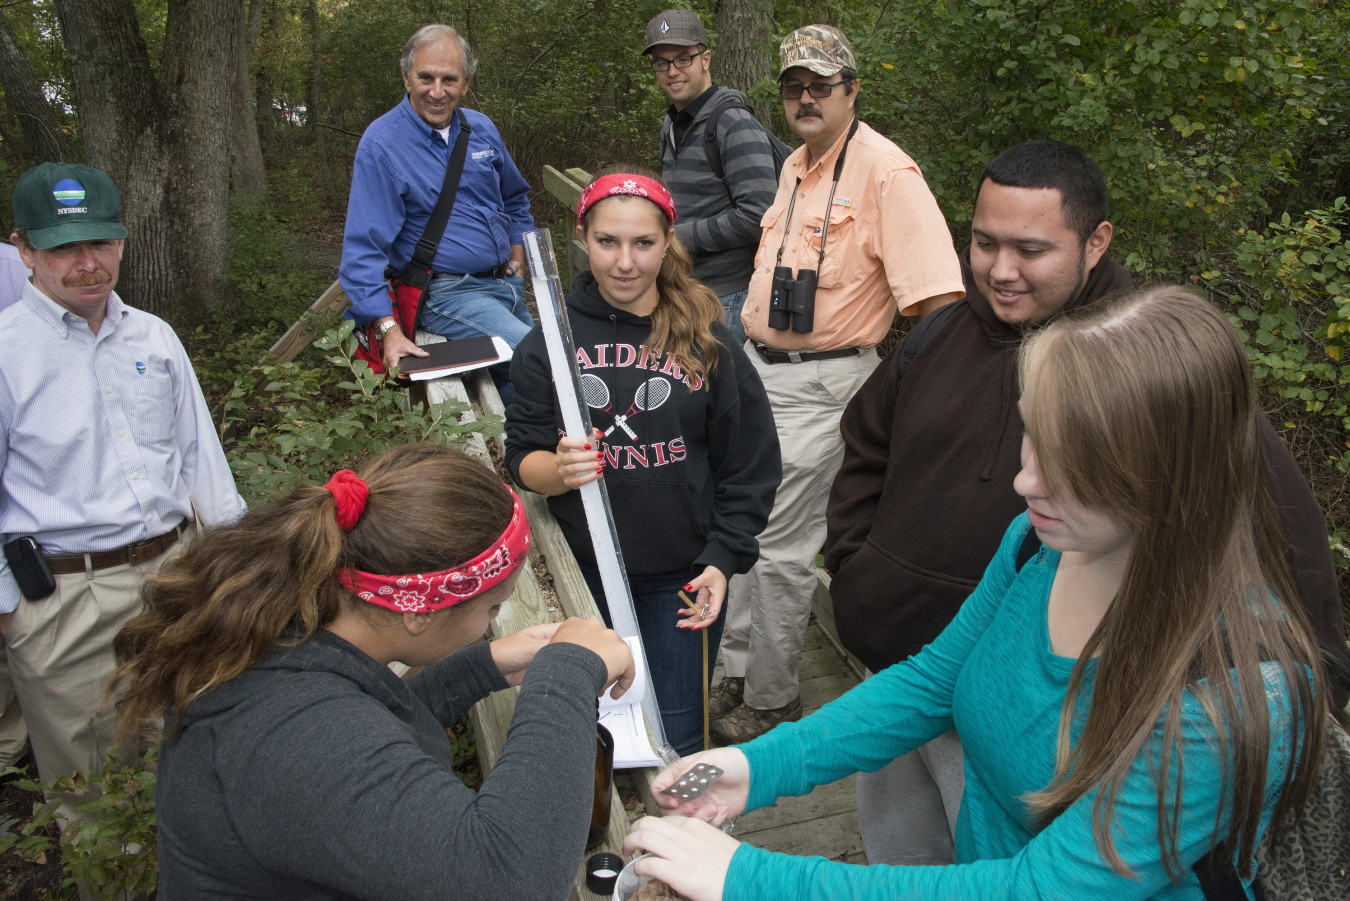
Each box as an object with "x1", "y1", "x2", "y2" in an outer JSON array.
[{"x1": 0, "y1": 282, "x2": 247, "y2": 611}]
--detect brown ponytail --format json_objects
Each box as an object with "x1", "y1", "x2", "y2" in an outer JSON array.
[
  {"x1": 109, "y1": 443, "x2": 513, "y2": 747},
  {"x1": 582, "y1": 165, "x2": 725, "y2": 388}
]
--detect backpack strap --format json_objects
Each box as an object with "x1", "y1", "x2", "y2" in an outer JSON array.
[
  {"x1": 896, "y1": 299, "x2": 964, "y2": 382},
  {"x1": 1014, "y1": 529, "x2": 1042, "y2": 572},
  {"x1": 703, "y1": 96, "x2": 750, "y2": 181}
]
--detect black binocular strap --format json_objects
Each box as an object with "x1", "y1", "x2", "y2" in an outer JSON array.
[{"x1": 773, "y1": 117, "x2": 861, "y2": 272}]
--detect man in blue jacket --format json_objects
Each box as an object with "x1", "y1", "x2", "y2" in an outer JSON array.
[{"x1": 340, "y1": 24, "x2": 535, "y2": 386}]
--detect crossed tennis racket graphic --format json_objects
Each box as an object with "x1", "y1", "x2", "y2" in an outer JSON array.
[{"x1": 580, "y1": 373, "x2": 673, "y2": 440}]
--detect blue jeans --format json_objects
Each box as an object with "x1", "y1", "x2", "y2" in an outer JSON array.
[
  {"x1": 418, "y1": 273, "x2": 535, "y2": 404},
  {"x1": 719, "y1": 289, "x2": 748, "y2": 351},
  {"x1": 581, "y1": 567, "x2": 724, "y2": 758}
]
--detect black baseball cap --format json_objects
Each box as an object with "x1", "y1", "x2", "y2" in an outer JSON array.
[
  {"x1": 12, "y1": 162, "x2": 128, "y2": 250},
  {"x1": 642, "y1": 9, "x2": 708, "y2": 55}
]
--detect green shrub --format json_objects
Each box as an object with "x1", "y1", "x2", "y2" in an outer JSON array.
[
  {"x1": 0, "y1": 747, "x2": 158, "y2": 899},
  {"x1": 221, "y1": 320, "x2": 501, "y2": 505}
]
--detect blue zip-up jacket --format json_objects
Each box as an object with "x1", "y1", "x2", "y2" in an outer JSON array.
[{"x1": 340, "y1": 97, "x2": 535, "y2": 325}]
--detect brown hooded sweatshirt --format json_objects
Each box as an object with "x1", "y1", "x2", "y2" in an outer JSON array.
[{"x1": 824, "y1": 248, "x2": 1349, "y2": 708}]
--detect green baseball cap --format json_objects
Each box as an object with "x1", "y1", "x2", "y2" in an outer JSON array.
[
  {"x1": 779, "y1": 25, "x2": 857, "y2": 78},
  {"x1": 12, "y1": 162, "x2": 128, "y2": 250}
]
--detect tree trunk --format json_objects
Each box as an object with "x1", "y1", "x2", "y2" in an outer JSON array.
[
  {"x1": 0, "y1": 11, "x2": 65, "y2": 162},
  {"x1": 306, "y1": 0, "x2": 336, "y2": 208},
  {"x1": 230, "y1": 0, "x2": 267, "y2": 199},
  {"x1": 53, "y1": 0, "x2": 244, "y2": 324},
  {"x1": 713, "y1": 0, "x2": 773, "y2": 122}
]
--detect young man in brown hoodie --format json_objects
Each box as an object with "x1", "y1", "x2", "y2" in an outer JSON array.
[{"x1": 823, "y1": 139, "x2": 1349, "y2": 867}]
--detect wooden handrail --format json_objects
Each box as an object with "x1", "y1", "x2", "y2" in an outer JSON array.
[{"x1": 541, "y1": 166, "x2": 593, "y2": 285}]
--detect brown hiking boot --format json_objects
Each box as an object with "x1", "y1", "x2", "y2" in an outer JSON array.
[
  {"x1": 708, "y1": 676, "x2": 744, "y2": 720},
  {"x1": 710, "y1": 696, "x2": 802, "y2": 746}
]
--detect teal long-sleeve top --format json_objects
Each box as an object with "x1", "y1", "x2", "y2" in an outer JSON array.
[{"x1": 728, "y1": 514, "x2": 1296, "y2": 901}]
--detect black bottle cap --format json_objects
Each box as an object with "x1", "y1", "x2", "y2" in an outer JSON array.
[{"x1": 585, "y1": 852, "x2": 624, "y2": 895}]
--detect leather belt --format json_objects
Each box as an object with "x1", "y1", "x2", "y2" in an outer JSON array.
[
  {"x1": 754, "y1": 344, "x2": 861, "y2": 365},
  {"x1": 433, "y1": 264, "x2": 509, "y2": 280},
  {"x1": 44, "y1": 521, "x2": 191, "y2": 575}
]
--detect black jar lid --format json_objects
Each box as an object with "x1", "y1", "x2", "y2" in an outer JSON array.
[{"x1": 585, "y1": 852, "x2": 624, "y2": 895}]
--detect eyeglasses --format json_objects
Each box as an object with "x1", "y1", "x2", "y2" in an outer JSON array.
[
  {"x1": 651, "y1": 52, "x2": 703, "y2": 73},
  {"x1": 779, "y1": 80, "x2": 847, "y2": 100}
]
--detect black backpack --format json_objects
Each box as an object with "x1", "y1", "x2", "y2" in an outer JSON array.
[{"x1": 665, "y1": 95, "x2": 793, "y2": 182}]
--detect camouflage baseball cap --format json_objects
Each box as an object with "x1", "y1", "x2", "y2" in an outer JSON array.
[
  {"x1": 779, "y1": 25, "x2": 856, "y2": 78},
  {"x1": 642, "y1": 10, "x2": 708, "y2": 55}
]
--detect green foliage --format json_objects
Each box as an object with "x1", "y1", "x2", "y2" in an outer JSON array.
[
  {"x1": 221, "y1": 197, "x2": 325, "y2": 337},
  {"x1": 449, "y1": 716, "x2": 478, "y2": 789},
  {"x1": 0, "y1": 747, "x2": 159, "y2": 898},
  {"x1": 844, "y1": 0, "x2": 1333, "y2": 277},
  {"x1": 1205, "y1": 197, "x2": 1350, "y2": 453},
  {"x1": 221, "y1": 320, "x2": 501, "y2": 505}
]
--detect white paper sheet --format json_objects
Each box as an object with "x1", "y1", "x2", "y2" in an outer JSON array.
[
  {"x1": 598, "y1": 637, "x2": 662, "y2": 768},
  {"x1": 407, "y1": 336, "x2": 514, "y2": 381}
]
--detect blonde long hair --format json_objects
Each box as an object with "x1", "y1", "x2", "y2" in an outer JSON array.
[
  {"x1": 581, "y1": 165, "x2": 724, "y2": 386},
  {"x1": 1019, "y1": 286, "x2": 1330, "y2": 878}
]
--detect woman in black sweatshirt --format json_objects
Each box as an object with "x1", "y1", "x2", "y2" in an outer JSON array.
[{"x1": 506, "y1": 167, "x2": 781, "y2": 756}]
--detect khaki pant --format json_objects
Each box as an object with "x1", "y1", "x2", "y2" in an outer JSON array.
[
  {"x1": 0, "y1": 645, "x2": 28, "y2": 767},
  {"x1": 721, "y1": 346, "x2": 878, "y2": 709},
  {"x1": 5, "y1": 551, "x2": 169, "y2": 788}
]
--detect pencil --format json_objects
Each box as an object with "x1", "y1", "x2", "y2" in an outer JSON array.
[{"x1": 678, "y1": 589, "x2": 710, "y2": 751}]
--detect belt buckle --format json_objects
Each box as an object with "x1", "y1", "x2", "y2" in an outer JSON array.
[{"x1": 787, "y1": 350, "x2": 803, "y2": 363}]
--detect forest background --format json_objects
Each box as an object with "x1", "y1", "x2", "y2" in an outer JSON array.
[
  {"x1": 0, "y1": 0, "x2": 1348, "y2": 894},
  {"x1": 0, "y1": 0, "x2": 1346, "y2": 668}
]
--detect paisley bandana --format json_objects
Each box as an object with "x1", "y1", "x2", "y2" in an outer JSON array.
[
  {"x1": 577, "y1": 174, "x2": 677, "y2": 225},
  {"x1": 335, "y1": 489, "x2": 531, "y2": 612}
]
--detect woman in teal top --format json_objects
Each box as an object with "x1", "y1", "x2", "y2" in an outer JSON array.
[{"x1": 623, "y1": 287, "x2": 1338, "y2": 900}]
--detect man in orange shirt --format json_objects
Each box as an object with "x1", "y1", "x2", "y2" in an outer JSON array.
[{"x1": 712, "y1": 25, "x2": 964, "y2": 744}]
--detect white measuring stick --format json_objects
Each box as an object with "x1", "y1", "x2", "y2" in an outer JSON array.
[{"x1": 522, "y1": 229, "x2": 670, "y2": 752}]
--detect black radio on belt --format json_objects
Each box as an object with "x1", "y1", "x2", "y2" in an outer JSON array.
[
  {"x1": 3, "y1": 536, "x2": 55, "y2": 601},
  {"x1": 767, "y1": 119, "x2": 858, "y2": 335}
]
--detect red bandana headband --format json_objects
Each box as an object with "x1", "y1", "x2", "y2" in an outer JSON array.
[
  {"x1": 324, "y1": 471, "x2": 531, "y2": 612},
  {"x1": 577, "y1": 174, "x2": 677, "y2": 225}
]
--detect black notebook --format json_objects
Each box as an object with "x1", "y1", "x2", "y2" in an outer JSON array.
[{"x1": 398, "y1": 336, "x2": 502, "y2": 380}]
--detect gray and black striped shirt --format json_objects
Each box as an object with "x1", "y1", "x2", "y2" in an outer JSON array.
[{"x1": 660, "y1": 85, "x2": 781, "y2": 296}]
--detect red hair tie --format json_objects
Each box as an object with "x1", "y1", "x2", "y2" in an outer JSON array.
[
  {"x1": 577, "y1": 174, "x2": 677, "y2": 225},
  {"x1": 325, "y1": 470, "x2": 369, "y2": 531}
]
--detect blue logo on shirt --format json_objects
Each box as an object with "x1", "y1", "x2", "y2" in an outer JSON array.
[
  {"x1": 135, "y1": 361, "x2": 146, "y2": 375},
  {"x1": 53, "y1": 179, "x2": 86, "y2": 206}
]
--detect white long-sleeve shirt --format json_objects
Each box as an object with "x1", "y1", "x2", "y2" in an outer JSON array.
[{"x1": 0, "y1": 281, "x2": 247, "y2": 612}]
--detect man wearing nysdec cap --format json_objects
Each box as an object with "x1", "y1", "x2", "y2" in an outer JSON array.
[
  {"x1": 0, "y1": 162, "x2": 246, "y2": 796},
  {"x1": 642, "y1": 9, "x2": 780, "y2": 349},
  {"x1": 711, "y1": 26, "x2": 964, "y2": 745},
  {"x1": 341, "y1": 24, "x2": 535, "y2": 398}
]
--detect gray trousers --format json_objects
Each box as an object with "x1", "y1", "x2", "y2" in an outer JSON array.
[{"x1": 856, "y1": 669, "x2": 966, "y2": 865}]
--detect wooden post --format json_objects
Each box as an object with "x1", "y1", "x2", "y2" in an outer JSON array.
[{"x1": 541, "y1": 165, "x2": 593, "y2": 284}]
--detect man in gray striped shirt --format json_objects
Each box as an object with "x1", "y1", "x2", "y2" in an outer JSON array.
[
  {"x1": 644, "y1": 10, "x2": 781, "y2": 349},
  {"x1": 0, "y1": 163, "x2": 246, "y2": 805}
]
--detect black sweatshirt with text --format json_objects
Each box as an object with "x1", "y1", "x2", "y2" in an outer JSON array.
[{"x1": 505, "y1": 272, "x2": 781, "y2": 579}]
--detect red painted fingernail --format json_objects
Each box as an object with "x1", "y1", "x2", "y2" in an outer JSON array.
[
  {"x1": 584, "y1": 444, "x2": 592, "y2": 450},
  {"x1": 597, "y1": 452, "x2": 604, "y2": 459},
  {"x1": 683, "y1": 583, "x2": 692, "y2": 591},
  {"x1": 596, "y1": 468, "x2": 603, "y2": 475}
]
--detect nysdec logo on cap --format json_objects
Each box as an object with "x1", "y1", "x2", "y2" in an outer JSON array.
[{"x1": 53, "y1": 179, "x2": 86, "y2": 207}]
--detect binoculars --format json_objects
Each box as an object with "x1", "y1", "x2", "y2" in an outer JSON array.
[{"x1": 768, "y1": 265, "x2": 817, "y2": 333}]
